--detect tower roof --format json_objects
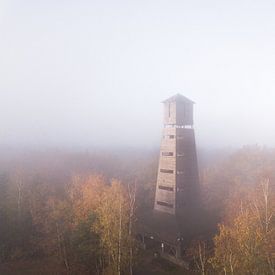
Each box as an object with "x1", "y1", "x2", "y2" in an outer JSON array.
[{"x1": 162, "y1": 93, "x2": 194, "y2": 104}]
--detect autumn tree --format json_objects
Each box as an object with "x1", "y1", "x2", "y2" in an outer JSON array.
[
  {"x1": 186, "y1": 239, "x2": 211, "y2": 275},
  {"x1": 210, "y1": 179, "x2": 275, "y2": 274},
  {"x1": 69, "y1": 174, "x2": 107, "y2": 223},
  {"x1": 69, "y1": 174, "x2": 107, "y2": 273},
  {"x1": 68, "y1": 175, "x2": 137, "y2": 274},
  {"x1": 46, "y1": 197, "x2": 72, "y2": 274},
  {"x1": 94, "y1": 180, "x2": 136, "y2": 275}
]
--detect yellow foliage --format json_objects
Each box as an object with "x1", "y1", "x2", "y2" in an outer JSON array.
[
  {"x1": 210, "y1": 180, "x2": 275, "y2": 275},
  {"x1": 69, "y1": 174, "x2": 107, "y2": 224}
]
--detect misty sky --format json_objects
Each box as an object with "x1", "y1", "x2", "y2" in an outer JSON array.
[{"x1": 1, "y1": 0, "x2": 275, "y2": 149}]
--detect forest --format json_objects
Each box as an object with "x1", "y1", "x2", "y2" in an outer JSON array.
[{"x1": 0, "y1": 145, "x2": 274, "y2": 274}]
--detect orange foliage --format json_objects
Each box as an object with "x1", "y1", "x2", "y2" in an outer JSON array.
[{"x1": 69, "y1": 174, "x2": 107, "y2": 224}]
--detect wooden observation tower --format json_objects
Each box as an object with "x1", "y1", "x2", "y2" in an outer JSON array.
[
  {"x1": 141, "y1": 94, "x2": 200, "y2": 262},
  {"x1": 154, "y1": 94, "x2": 199, "y2": 217}
]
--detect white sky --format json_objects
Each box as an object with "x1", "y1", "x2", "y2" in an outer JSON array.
[{"x1": 0, "y1": 0, "x2": 275, "y2": 149}]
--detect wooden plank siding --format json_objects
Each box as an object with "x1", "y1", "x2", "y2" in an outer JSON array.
[{"x1": 154, "y1": 94, "x2": 199, "y2": 218}]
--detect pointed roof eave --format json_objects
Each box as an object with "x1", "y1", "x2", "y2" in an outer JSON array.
[{"x1": 162, "y1": 93, "x2": 195, "y2": 104}]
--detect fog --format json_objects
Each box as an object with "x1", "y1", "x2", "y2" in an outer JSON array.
[{"x1": 1, "y1": 0, "x2": 275, "y2": 149}]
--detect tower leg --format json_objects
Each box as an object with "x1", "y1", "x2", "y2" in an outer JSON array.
[
  {"x1": 175, "y1": 244, "x2": 181, "y2": 259},
  {"x1": 142, "y1": 234, "x2": 146, "y2": 250}
]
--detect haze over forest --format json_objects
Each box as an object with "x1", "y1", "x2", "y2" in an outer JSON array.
[
  {"x1": 0, "y1": 2, "x2": 275, "y2": 275},
  {"x1": 1, "y1": 0, "x2": 275, "y2": 149}
]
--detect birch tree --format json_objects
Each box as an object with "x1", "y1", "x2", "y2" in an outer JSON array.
[
  {"x1": 210, "y1": 179, "x2": 275, "y2": 275},
  {"x1": 94, "y1": 180, "x2": 136, "y2": 274}
]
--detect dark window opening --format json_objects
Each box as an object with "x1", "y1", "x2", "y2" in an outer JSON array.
[
  {"x1": 157, "y1": 201, "x2": 174, "y2": 208},
  {"x1": 162, "y1": 135, "x2": 175, "y2": 139},
  {"x1": 159, "y1": 185, "x2": 174, "y2": 191},
  {"x1": 162, "y1": 152, "x2": 173, "y2": 157},
  {"x1": 168, "y1": 103, "x2": 171, "y2": 117},
  {"x1": 160, "y1": 169, "x2": 174, "y2": 174}
]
